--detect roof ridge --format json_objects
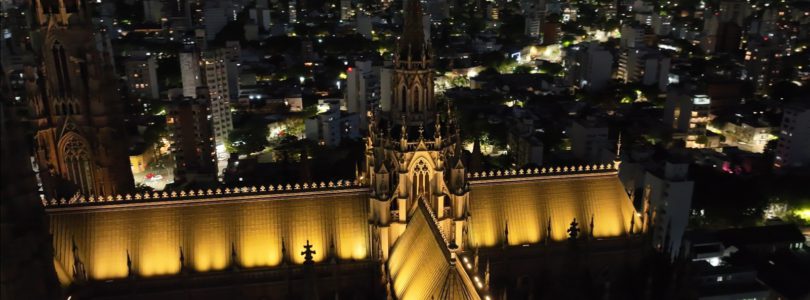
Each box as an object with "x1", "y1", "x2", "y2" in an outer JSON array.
[
  {"x1": 43, "y1": 179, "x2": 363, "y2": 208},
  {"x1": 417, "y1": 197, "x2": 453, "y2": 261},
  {"x1": 467, "y1": 162, "x2": 619, "y2": 180}
]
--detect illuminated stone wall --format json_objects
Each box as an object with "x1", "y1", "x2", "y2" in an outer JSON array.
[
  {"x1": 467, "y1": 174, "x2": 640, "y2": 248},
  {"x1": 49, "y1": 190, "x2": 370, "y2": 282}
]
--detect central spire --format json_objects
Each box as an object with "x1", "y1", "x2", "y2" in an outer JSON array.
[
  {"x1": 385, "y1": 0, "x2": 435, "y2": 128},
  {"x1": 400, "y1": 0, "x2": 426, "y2": 60}
]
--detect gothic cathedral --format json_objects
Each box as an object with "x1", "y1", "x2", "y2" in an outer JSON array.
[
  {"x1": 365, "y1": 0, "x2": 471, "y2": 260},
  {"x1": 25, "y1": 0, "x2": 134, "y2": 199}
]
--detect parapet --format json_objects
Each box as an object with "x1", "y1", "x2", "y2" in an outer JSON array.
[
  {"x1": 467, "y1": 162, "x2": 619, "y2": 182},
  {"x1": 42, "y1": 179, "x2": 364, "y2": 209}
]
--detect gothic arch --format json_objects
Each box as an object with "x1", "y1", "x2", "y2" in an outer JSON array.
[
  {"x1": 410, "y1": 159, "x2": 430, "y2": 201},
  {"x1": 50, "y1": 40, "x2": 72, "y2": 98},
  {"x1": 411, "y1": 84, "x2": 422, "y2": 113},
  {"x1": 398, "y1": 83, "x2": 407, "y2": 112},
  {"x1": 58, "y1": 133, "x2": 95, "y2": 195}
]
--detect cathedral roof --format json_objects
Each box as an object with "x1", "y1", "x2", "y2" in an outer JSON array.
[
  {"x1": 388, "y1": 201, "x2": 478, "y2": 300},
  {"x1": 467, "y1": 172, "x2": 641, "y2": 247},
  {"x1": 47, "y1": 188, "x2": 371, "y2": 282}
]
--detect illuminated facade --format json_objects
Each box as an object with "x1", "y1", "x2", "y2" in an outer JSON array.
[
  {"x1": 25, "y1": 0, "x2": 134, "y2": 199},
  {"x1": 40, "y1": 1, "x2": 645, "y2": 298},
  {"x1": 665, "y1": 89, "x2": 713, "y2": 148}
]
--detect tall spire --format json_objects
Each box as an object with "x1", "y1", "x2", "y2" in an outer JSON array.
[{"x1": 400, "y1": 0, "x2": 426, "y2": 60}]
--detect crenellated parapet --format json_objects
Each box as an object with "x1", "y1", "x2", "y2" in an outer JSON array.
[
  {"x1": 467, "y1": 162, "x2": 619, "y2": 181},
  {"x1": 42, "y1": 179, "x2": 365, "y2": 208}
]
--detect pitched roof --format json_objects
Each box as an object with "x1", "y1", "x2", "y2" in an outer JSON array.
[
  {"x1": 388, "y1": 201, "x2": 478, "y2": 300},
  {"x1": 467, "y1": 173, "x2": 640, "y2": 247},
  {"x1": 48, "y1": 190, "x2": 371, "y2": 282}
]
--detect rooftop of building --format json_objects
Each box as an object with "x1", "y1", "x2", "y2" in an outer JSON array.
[
  {"x1": 686, "y1": 224, "x2": 806, "y2": 250},
  {"x1": 43, "y1": 162, "x2": 621, "y2": 210}
]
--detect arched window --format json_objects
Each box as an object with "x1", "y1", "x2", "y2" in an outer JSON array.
[
  {"x1": 413, "y1": 85, "x2": 421, "y2": 113},
  {"x1": 61, "y1": 136, "x2": 94, "y2": 195},
  {"x1": 411, "y1": 160, "x2": 430, "y2": 199},
  {"x1": 400, "y1": 85, "x2": 407, "y2": 112},
  {"x1": 51, "y1": 42, "x2": 72, "y2": 98}
]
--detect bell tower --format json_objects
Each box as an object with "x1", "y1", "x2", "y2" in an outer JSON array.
[
  {"x1": 390, "y1": 0, "x2": 436, "y2": 125},
  {"x1": 25, "y1": 0, "x2": 134, "y2": 198},
  {"x1": 366, "y1": 0, "x2": 470, "y2": 261}
]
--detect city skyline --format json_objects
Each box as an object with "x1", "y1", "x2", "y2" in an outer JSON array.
[{"x1": 1, "y1": 0, "x2": 809, "y2": 299}]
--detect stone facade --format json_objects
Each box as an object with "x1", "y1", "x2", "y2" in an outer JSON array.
[{"x1": 25, "y1": 0, "x2": 133, "y2": 198}]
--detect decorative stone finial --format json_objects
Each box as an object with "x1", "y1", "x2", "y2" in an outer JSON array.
[
  {"x1": 126, "y1": 249, "x2": 133, "y2": 278},
  {"x1": 301, "y1": 240, "x2": 316, "y2": 264},
  {"x1": 567, "y1": 218, "x2": 580, "y2": 241}
]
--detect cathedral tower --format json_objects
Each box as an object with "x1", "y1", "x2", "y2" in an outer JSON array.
[
  {"x1": 390, "y1": 0, "x2": 436, "y2": 125},
  {"x1": 366, "y1": 0, "x2": 470, "y2": 261},
  {"x1": 2, "y1": 60, "x2": 62, "y2": 300},
  {"x1": 25, "y1": 0, "x2": 134, "y2": 198}
]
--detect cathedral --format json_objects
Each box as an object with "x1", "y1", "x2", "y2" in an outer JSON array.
[
  {"x1": 25, "y1": 0, "x2": 134, "y2": 199},
  {"x1": 13, "y1": 0, "x2": 651, "y2": 299}
]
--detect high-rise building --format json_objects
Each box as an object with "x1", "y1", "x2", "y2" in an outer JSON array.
[
  {"x1": 124, "y1": 54, "x2": 160, "y2": 100},
  {"x1": 356, "y1": 12, "x2": 372, "y2": 38},
  {"x1": 743, "y1": 37, "x2": 783, "y2": 95},
  {"x1": 631, "y1": 0, "x2": 653, "y2": 25},
  {"x1": 222, "y1": 41, "x2": 242, "y2": 100},
  {"x1": 288, "y1": 0, "x2": 298, "y2": 24},
  {"x1": 345, "y1": 60, "x2": 379, "y2": 128},
  {"x1": 203, "y1": 0, "x2": 228, "y2": 41},
  {"x1": 701, "y1": 13, "x2": 720, "y2": 54},
  {"x1": 379, "y1": 63, "x2": 394, "y2": 111},
  {"x1": 167, "y1": 92, "x2": 217, "y2": 183},
  {"x1": 541, "y1": 21, "x2": 561, "y2": 45},
  {"x1": 651, "y1": 13, "x2": 672, "y2": 36},
  {"x1": 643, "y1": 161, "x2": 694, "y2": 257},
  {"x1": 522, "y1": 0, "x2": 545, "y2": 40},
  {"x1": 570, "y1": 118, "x2": 610, "y2": 163},
  {"x1": 525, "y1": 14, "x2": 542, "y2": 39},
  {"x1": 248, "y1": 6, "x2": 272, "y2": 31},
  {"x1": 24, "y1": 0, "x2": 134, "y2": 198},
  {"x1": 664, "y1": 90, "x2": 712, "y2": 148},
  {"x1": 180, "y1": 50, "x2": 201, "y2": 98},
  {"x1": 620, "y1": 23, "x2": 646, "y2": 49},
  {"x1": 340, "y1": 0, "x2": 354, "y2": 21},
  {"x1": 564, "y1": 42, "x2": 614, "y2": 92},
  {"x1": 617, "y1": 47, "x2": 671, "y2": 90},
  {"x1": 775, "y1": 102, "x2": 810, "y2": 168},
  {"x1": 201, "y1": 50, "x2": 234, "y2": 148}
]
